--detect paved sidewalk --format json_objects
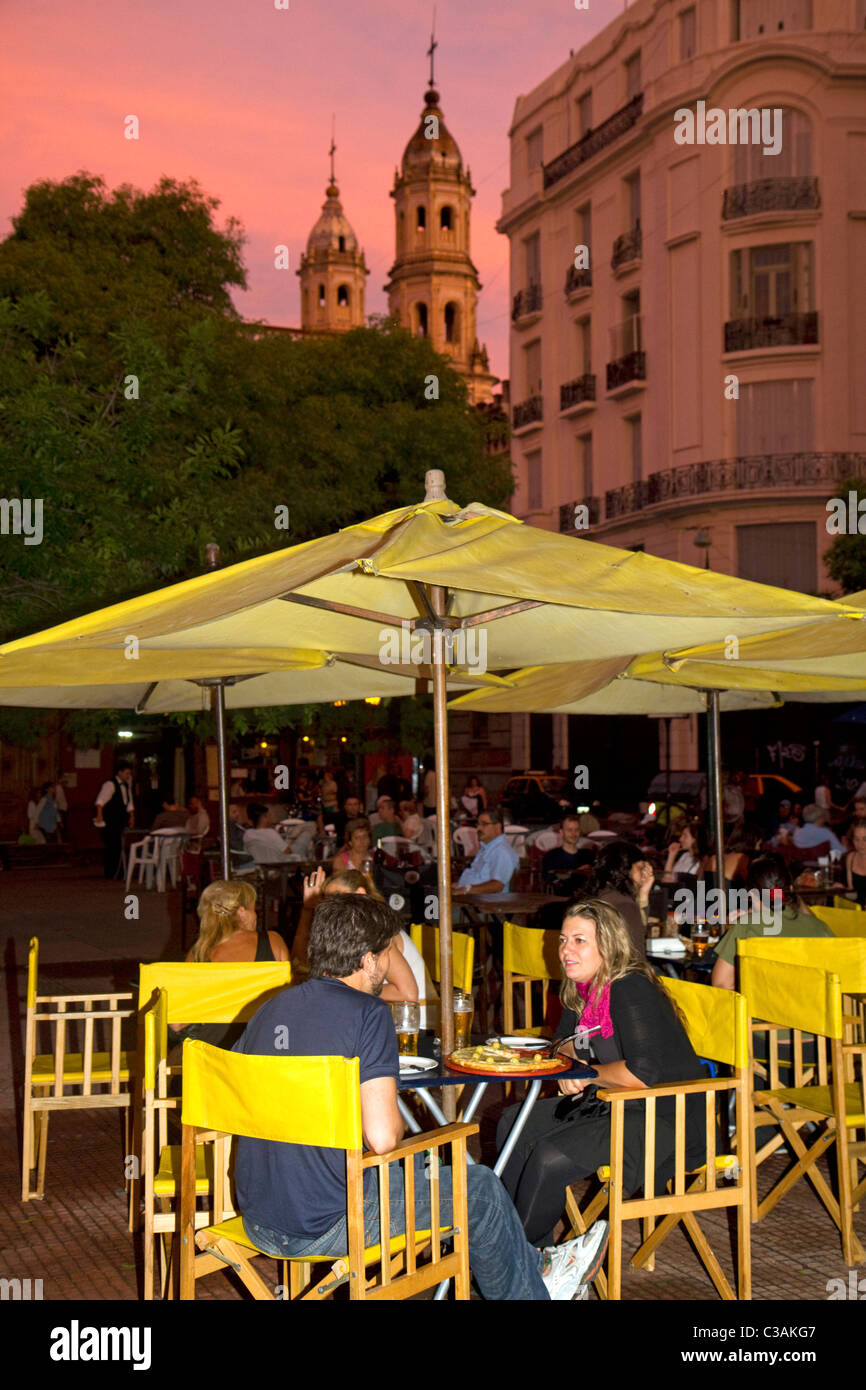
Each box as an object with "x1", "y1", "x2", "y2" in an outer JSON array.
[{"x1": 1, "y1": 864, "x2": 862, "y2": 1301}]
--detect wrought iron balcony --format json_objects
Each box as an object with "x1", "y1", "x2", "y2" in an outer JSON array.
[
  {"x1": 604, "y1": 452, "x2": 866, "y2": 520},
  {"x1": 559, "y1": 497, "x2": 600, "y2": 532},
  {"x1": 543, "y1": 94, "x2": 643, "y2": 190},
  {"x1": 511, "y1": 284, "x2": 542, "y2": 321},
  {"x1": 724, "y1": 311, "x2": 818, "y2": 352},
  {"x1": 611, "y1": 222, "x2": 642, "y2": 271},
  {"x1": 512, "y1": 395, "x2": 543, "y2": 430},
  {"x1": 565, "y1": 264, "x2": 593, "y2": 295},
  {"x1": 560, "y1": 374, "x2": 596, "y2": 412},
  {"x1": 722, "y1": 176, "x2": 820, "y2": 220},
  {"x1": 606, "y1": 351, "x2": 646, "y2": 392}
]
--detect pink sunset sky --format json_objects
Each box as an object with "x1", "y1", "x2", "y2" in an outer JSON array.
[{"x1": 2, "y1": 0, "x2": 620, "y2": 380}]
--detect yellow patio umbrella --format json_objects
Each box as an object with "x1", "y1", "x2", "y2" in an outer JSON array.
[{"x1": 2, "y1": 472, "x2": 861, "y2": 1057}]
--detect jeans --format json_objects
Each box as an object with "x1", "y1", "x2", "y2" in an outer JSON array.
[{"x1": 244, "y1": 1157, "x2": 550, "y2": 1300}]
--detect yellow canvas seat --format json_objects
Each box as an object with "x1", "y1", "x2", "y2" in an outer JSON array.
[
  {"x1": 502, "y1": 921, "x2": 560, "y2": 1037},
  {"x1": 408, "y1": 924, "x2": 474, "y2": 995},
  {"x1": 565, "y1": 979, "x2": 752, "y2": 1300},
  {"x1": 22, "y1": 937, "x2": 134, "y2": 1202},
  {"x1": 737, "y1": 950, "x2": 866, "y2": 1266},
  {"x1": 179, "y1": 1042, "x2": 478, "y2": 1301},
  {"x1": 153, "y1": 1142, "x2": 212, "y2": 1197}
]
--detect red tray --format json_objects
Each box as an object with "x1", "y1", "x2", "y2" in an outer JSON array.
[{"x1": 445, "y1": 1052, "x2": 571, "y2": 1077}]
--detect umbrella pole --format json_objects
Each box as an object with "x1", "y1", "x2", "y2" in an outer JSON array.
[
  {"x1": 429, "y1": 583, "x2": 456, "y2": 1117},
  {"x1": 212, "y1": 680, "x2": 231, "y2": 881},
  {"x1": 706, "y1": 689, "x2": 726, "y2": 925}
]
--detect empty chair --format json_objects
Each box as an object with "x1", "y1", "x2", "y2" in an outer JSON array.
[
  {"x1": 453, "y1": 826, "x2": 479, "y2": 860},
  {"x1": 126, "y1": 835, "x2": 158, "y2": 892},
  {"x1": 504, "y1": 825, "x2": 529, "y2": 859},
  {"x1": 151, "y1": 830, "x2": 189, "y2": 891}
]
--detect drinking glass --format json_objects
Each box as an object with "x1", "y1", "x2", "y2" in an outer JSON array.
[
  {"x1": 453, "y1": 990, "x2": 474, "y2": 1049},
  {"x1": 391, "y1": 1001, "x2": 420, "y2": 1056},
  {"x1": 692, "y1": 923, "x2": 709, "y2": 957}
]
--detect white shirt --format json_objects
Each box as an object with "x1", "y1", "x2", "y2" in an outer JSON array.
[
  {"x1": 186, "y1": 809, "x2": 210, "y2": 839},
  {"x1": 95, "y1": 778, "x2": 134, "y2": 812},
  {"x1": 398, "y1": 931, "x2": 436, "y2": 1029},
  {"x1": 815, "y1": 786, "x2": 831, "y2": 810},
  {"x1": 243, "y1": 826, "x2": 288, "y2": 863}
]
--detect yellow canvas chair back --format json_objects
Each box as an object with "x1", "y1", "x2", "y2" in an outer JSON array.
[
  {"x1": 179, "y1": 1041, "x2": 477, "y2": 1301},
  {"x1": 736, "y1": 936, "x2": 866, "y2": 994},
  {"x1": 22, "y1": 937, "x2": 133, "y2": 1201},
  {"x1": 502, "y1": 921, "x2": 560, "y2": 1037},
  {"x1": 408, "y1": 925, "x2": 474, "y2": 995},
  {"x1": 811, "y1": 905, "x2": 866, "y2": 939},
  {"x1": 137, "y1": 960, "x2": 292, "y2": 1026},
  {"x1": 662, "y1": 977, "x2": 749, "y2": 1069},
  {"x1": 738, "y1": 955, "x2": 865, "y2": 1265},
  {"x1": 832, "y1": 896, "x2": 861, "y2": 912}
]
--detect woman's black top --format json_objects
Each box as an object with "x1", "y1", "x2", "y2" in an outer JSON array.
[
  {"x1": 553, "y1": 971, "x2": 709, "y2": 1193},
  {"x1": 183, "y1": 930, "x2": 278, "y2": 1050},
  {"x1": 852, "y1": 870, "x2": 866, "y2": 908}
]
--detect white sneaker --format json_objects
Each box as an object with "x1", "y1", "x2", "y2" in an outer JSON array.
[{"x1": 541, "y1": 1221, "x2": 609, "y2": 1301}]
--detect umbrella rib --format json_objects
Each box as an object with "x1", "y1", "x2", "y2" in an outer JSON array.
[{"x1": 279, "y1": 593, "x2": 413, "y2": 627}]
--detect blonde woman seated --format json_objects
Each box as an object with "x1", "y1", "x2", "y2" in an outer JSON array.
[
  {"x1": 497, "y1": 898, "x2": 707, "y2": 1246},
  {"x1": 171, "y1": 879, "x2": 288, "y2": 1050},
  {"x1": 292, "y1": 867, "x2": 434, "y2": 1021}
]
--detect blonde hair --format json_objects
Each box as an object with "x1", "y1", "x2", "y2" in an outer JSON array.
[
  {"x1": 324, "y1": 868, "x2": 384, "y2": 902},
  {"x1": 190, "y1": 879, "x2": 258, "y2": 962},
  {"x1": 559, "y1": 897, "x2": 663, "y2": 1017}
]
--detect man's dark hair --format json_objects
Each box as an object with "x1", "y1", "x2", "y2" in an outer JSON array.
[
  {"x1": 114, "y1": 760, "x2": 132, "y2": 774},
  {"x1": 309, "y1": 894, "x2": 398, "y2": 979},
  {"x1": 561, "y1": 813, "x2": 581, "y2": 827},
  {"x1": 747, "y1": 853, "x2": 793, "y2": 902},
  {"x1": 246, "y1": 801, "x2": 268, "y2": 827},
  {"x1": 589, "y1": 839, "x2": 644, "y2": 897}
]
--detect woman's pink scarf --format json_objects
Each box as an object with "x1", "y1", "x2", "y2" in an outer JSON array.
[{"x1": 575, "y1": 980, "x2": 614, "y2": 1039}]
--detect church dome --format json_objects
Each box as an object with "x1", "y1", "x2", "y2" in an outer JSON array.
[
  {"x1": 400, "y1": 89, "x2": 464, "y2": 177},
  {"x1": 305, "y1": 182, "x2": 360, "y2": 257}
]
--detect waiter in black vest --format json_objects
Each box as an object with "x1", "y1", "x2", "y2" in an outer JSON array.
[{"x1": 94, "y1": 760, "x2": 135, "y2": 879}]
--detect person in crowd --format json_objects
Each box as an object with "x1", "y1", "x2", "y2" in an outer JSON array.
[
  {"x1": 585, "y1": 840, "x2": 653, "y2": 961},
  {"x1": 421, "y1": 756, "x2": 437, "y2": 816},
  {"x1": 460, "y1": 775, "x2": 488, "y2": 818},
  {"x1": 320, "y1": 768, "x2": 340, "y2": 818},
  {"x1": 232, "y1": 892, "x2": 609, "y2": 1300},
  {"x1": 711, "y1": 854, "x2": 833, "y2": 990},
  {"x1": 370, "y1": 795, "x2": 402, "y2": 846},
  {"x1": 333, "y1": 817, "x2": 374, "y2": 873},
  {"x1": 152, "y1": 799, "x2": 188, "y2": 831},
  {"x1": 722, "y1": 771, "x2": 746, "y2": 831},
  {"x1": 377, "y1": 759, "x2": 412, "y2": 807},
  {"x1": 815, "y1": 772, "x2": 845, "y2": 823},
  {"x1": 496, "y1": 898, "x2": 707, "y2": 1247},
  {"x1": 703, "y1": 835, "x2": 750, "y2": 891},
  {"x1": 171, "y1": 879, "x2": 288, "y2": 1050},
  {"x1": 26, "y1": 787, "x2": 46, "y2": 844},
  {"x1": 33, "y1": 782, "x2": 60, "y2": 844},
  {"x1": 577, "y1": 811, "x2": 601, "y2": 839},
  {"x1": 365, "y1": 765, "x2": 385, "y2": 814},
  {"x1": 94, "y1": 760, "x2": 135, "y2": 879},
  {"x1": 243, "y1": 802, "x2": 294, "y2": 864},
  {"x1": 844, "y1": 818, "x2": 866, "y2": 907},
  {"x1": 765, "y1": 798, "x2": 793, "y2": 843},
  {"x1": 226, "y1": 804, "x2": 256, "y2": 871},
  {"x1": 54, "y1": 775, "x2": 69, "y2": 843},
  {"x1": 792, "y1": 804, "x2": 844, "y2": 855},
  {"x1": 319, "y1": 793, "x2": 362, "y2": 844},
  {"x1": 397, "y1": 797, "x2": 424, "y2": 843},
  {"x1": 185, "y1": 795, "x2": 210, "y2": 847},
  {"x1": 542, "y1": 814, "x2": 594, "y2": 892},
  {"x1": 661, "y1": 821, "x2": 709, "y2": 881},
  {"x1": 453, "y1": 810, "x2": 520, "y2": 895}
]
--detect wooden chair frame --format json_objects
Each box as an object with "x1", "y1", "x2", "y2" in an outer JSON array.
[{"x1": 22, "y1": 937, "x2": 133, "y2": 1201}]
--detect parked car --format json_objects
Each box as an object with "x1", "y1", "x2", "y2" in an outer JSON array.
[{"x1": 499, "y1": 772, "x2": 575, "y2": 825}]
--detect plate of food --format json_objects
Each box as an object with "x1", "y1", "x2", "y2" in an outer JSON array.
[
  {"x1": 495, "y1": 1035, "x2": 548, "y2": 1049},
  {"x1": 398, "y1": 1056, "x2": 439, "y2": 1074},
  {"x1": 446, "y1": 1040, "x2": 572, "y2": 1076}
]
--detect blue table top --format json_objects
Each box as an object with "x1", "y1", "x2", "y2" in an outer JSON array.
[{"x1": 397, "y1": 1056, "x2": 598, "y2": 1092}]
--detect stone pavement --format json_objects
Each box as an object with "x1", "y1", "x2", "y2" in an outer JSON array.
[{"x1": 1, "y1": 863, "x2": 862, "y2": 1301}]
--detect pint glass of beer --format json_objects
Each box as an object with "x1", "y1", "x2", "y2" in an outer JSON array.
[
  {"x1": 453, "y1": 990, "x2": 474, "y2": 1049},
  {"x1": 692, "y1": 923, "x2": 709, "y2": 957},
  {"x1": 391, "y1": 1001, "x2": 420, "y2": 1056}
]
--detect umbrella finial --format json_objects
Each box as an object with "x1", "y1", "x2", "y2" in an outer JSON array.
[{"x1": 425, "y1": 469, "x2": 446, "y2": 501}]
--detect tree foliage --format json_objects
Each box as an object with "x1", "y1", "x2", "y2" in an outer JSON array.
[{"x1": 824, "y1": 479, "x2": 866, "y2": 596}]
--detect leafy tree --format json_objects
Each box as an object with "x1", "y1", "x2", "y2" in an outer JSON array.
[{"x1": 824, "y1": 478, "x2": 866, "y2": 595}]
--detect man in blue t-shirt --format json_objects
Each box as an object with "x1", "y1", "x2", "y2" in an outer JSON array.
[{"x1": 234, "y1": 894, "x2": 608, "y2": 1301}]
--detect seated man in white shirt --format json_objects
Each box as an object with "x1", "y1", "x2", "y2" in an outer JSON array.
[
  {"x1": 792, "y1": 804, "x2": 844, "y2": 855},
  {"x1": 243, "y1": 801, "x2": 295, "y2": 864},
  {"x1": 185, "y1": 795, "x2": 211, "y2": 845}
]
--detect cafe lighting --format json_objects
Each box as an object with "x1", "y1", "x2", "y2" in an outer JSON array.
[
  {"x1": 364, "y1": 697, "x2": 382, "y2": 706},
  {"x1": 340, "y1": 736, "x2": 347, "y2": 743},
  {"x1": 259, "y1": 741, "x2": 269, "y2": 749},
  {"x1": 117, "y1": 730, "x2": 134, "y2": 739},
  {"x1": 333, "y1": 699, "x2": 347, "y2": 707},
  {"x1": 301, "y1": 735, "x2": 310, "y2": 743},
  {"x1": 648, "y1": 801, "x2": 657, "y2": 816}
]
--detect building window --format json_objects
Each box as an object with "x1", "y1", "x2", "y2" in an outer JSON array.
[
  {"x1": 612, "y1": 288, "x2": 642, "y2": 358},
  {"x1": 338, "y1": 234, "x2": 346, "y2": 252},
  {"x1": 577, "y1": 91, "x2": 593, "y2": 137},
  {"x1": 733, "y1": 108, "x2": 812, "y2": 182},
  {"x1": 732, "y1": 0, "x2": 813, "y2": 39},
  {"x1": 628, "y1": 415, "x2": 643, "y2": 484},
  {"x1": 679, "y1": 6, "x2": 697, "y2": 58},
  {"x1": 524, "y1": 231, "x2": 541, "y2": 288},
  {"x1": 730, "y1": 243, "x2": 813, "y2": 319},
  {"x1": 736, "y1": 379, "x2": 814, "y2": 453},
  {"x1": 318, "y1": 284, "x2": 326, "y2": 306},
  {"x1": 625, "y1": 51, "x2": 642, "y2": 100},
  {"x1": 526, "y1": 127, "x2": 544, "y2": 173},
  {"x1": 470, "y1": 713, "x2": 490, "y2": 745},
  {"x1": 415, "y1": 302, "x2": 428, "y2": 337},
  {"x1": 440, "y1": 205, "x2": 453, "y2": 231},
  {"x1": 578, "y1": 432, "x2": 593, "y2": 496},
  {"x1": 416, "y1": 205, "x2": 426, "y2": 230},
  {"x1": 578, "y1": 317, "x2": 592, "y2": 374},
  {"x1": 527, "y1": 451, "x2": 543, "y2": 511},
  {"x1": 444, "y1": 301, "x2": 459, "y2": 344},
  {"x1": 524, "y1": 339, "x2": 542, "y2": 395},
  {"x1": 625, "y1": 171, "x2": 641, "y2": 230},
  {"x1": 337, "y1": 284, "x2": 350, "y2": 307},
  {"x1": 737, "y1": 522, "x2": 817, "y2": 593}
]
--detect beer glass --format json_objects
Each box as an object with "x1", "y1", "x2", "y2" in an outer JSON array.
[
  {"x1": 392, "y1": 1001, "x2": 420, "y2": 1056},
  {"x1": 453, "y1": 990, "x2": 473, "y2": 1049},
  {"x1": 692, "y1": 922, "x2": 709, "y2": 957}
]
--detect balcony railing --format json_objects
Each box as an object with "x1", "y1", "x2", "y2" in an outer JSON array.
[
  {"x1": 560, "y1": 374, "x2": 596, "y2": 411},
  {"x1": 606, "y1": 351, "x2": 646, "y2": 392},
  {"x1": 512, "y1": 284, "x2": 542, "y2": 321},
  {"x1": 543, "y1": 93, "x2": 644, "y2": 190},
  {"x1": 559, "y1": 497, "x2": 601, "y2": 532},
  {"x1": 603, "y1": 452, "x2": 866, "y2": 520},
  {"x1": 512, "y1": 395, "x2": 543, "y2": 430},
  {"x1": 611, "y1": 221, "x2": 642, "y2": 271},
  {"x1": 565, "y1": 264, "x2": 592, "y2": 294},
  {"x1": 722, "y1": 176, "x2": 820, "y2": 220},
  {"x1": 724, "y1": 311, "x2": 818, "y2": 352}
]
